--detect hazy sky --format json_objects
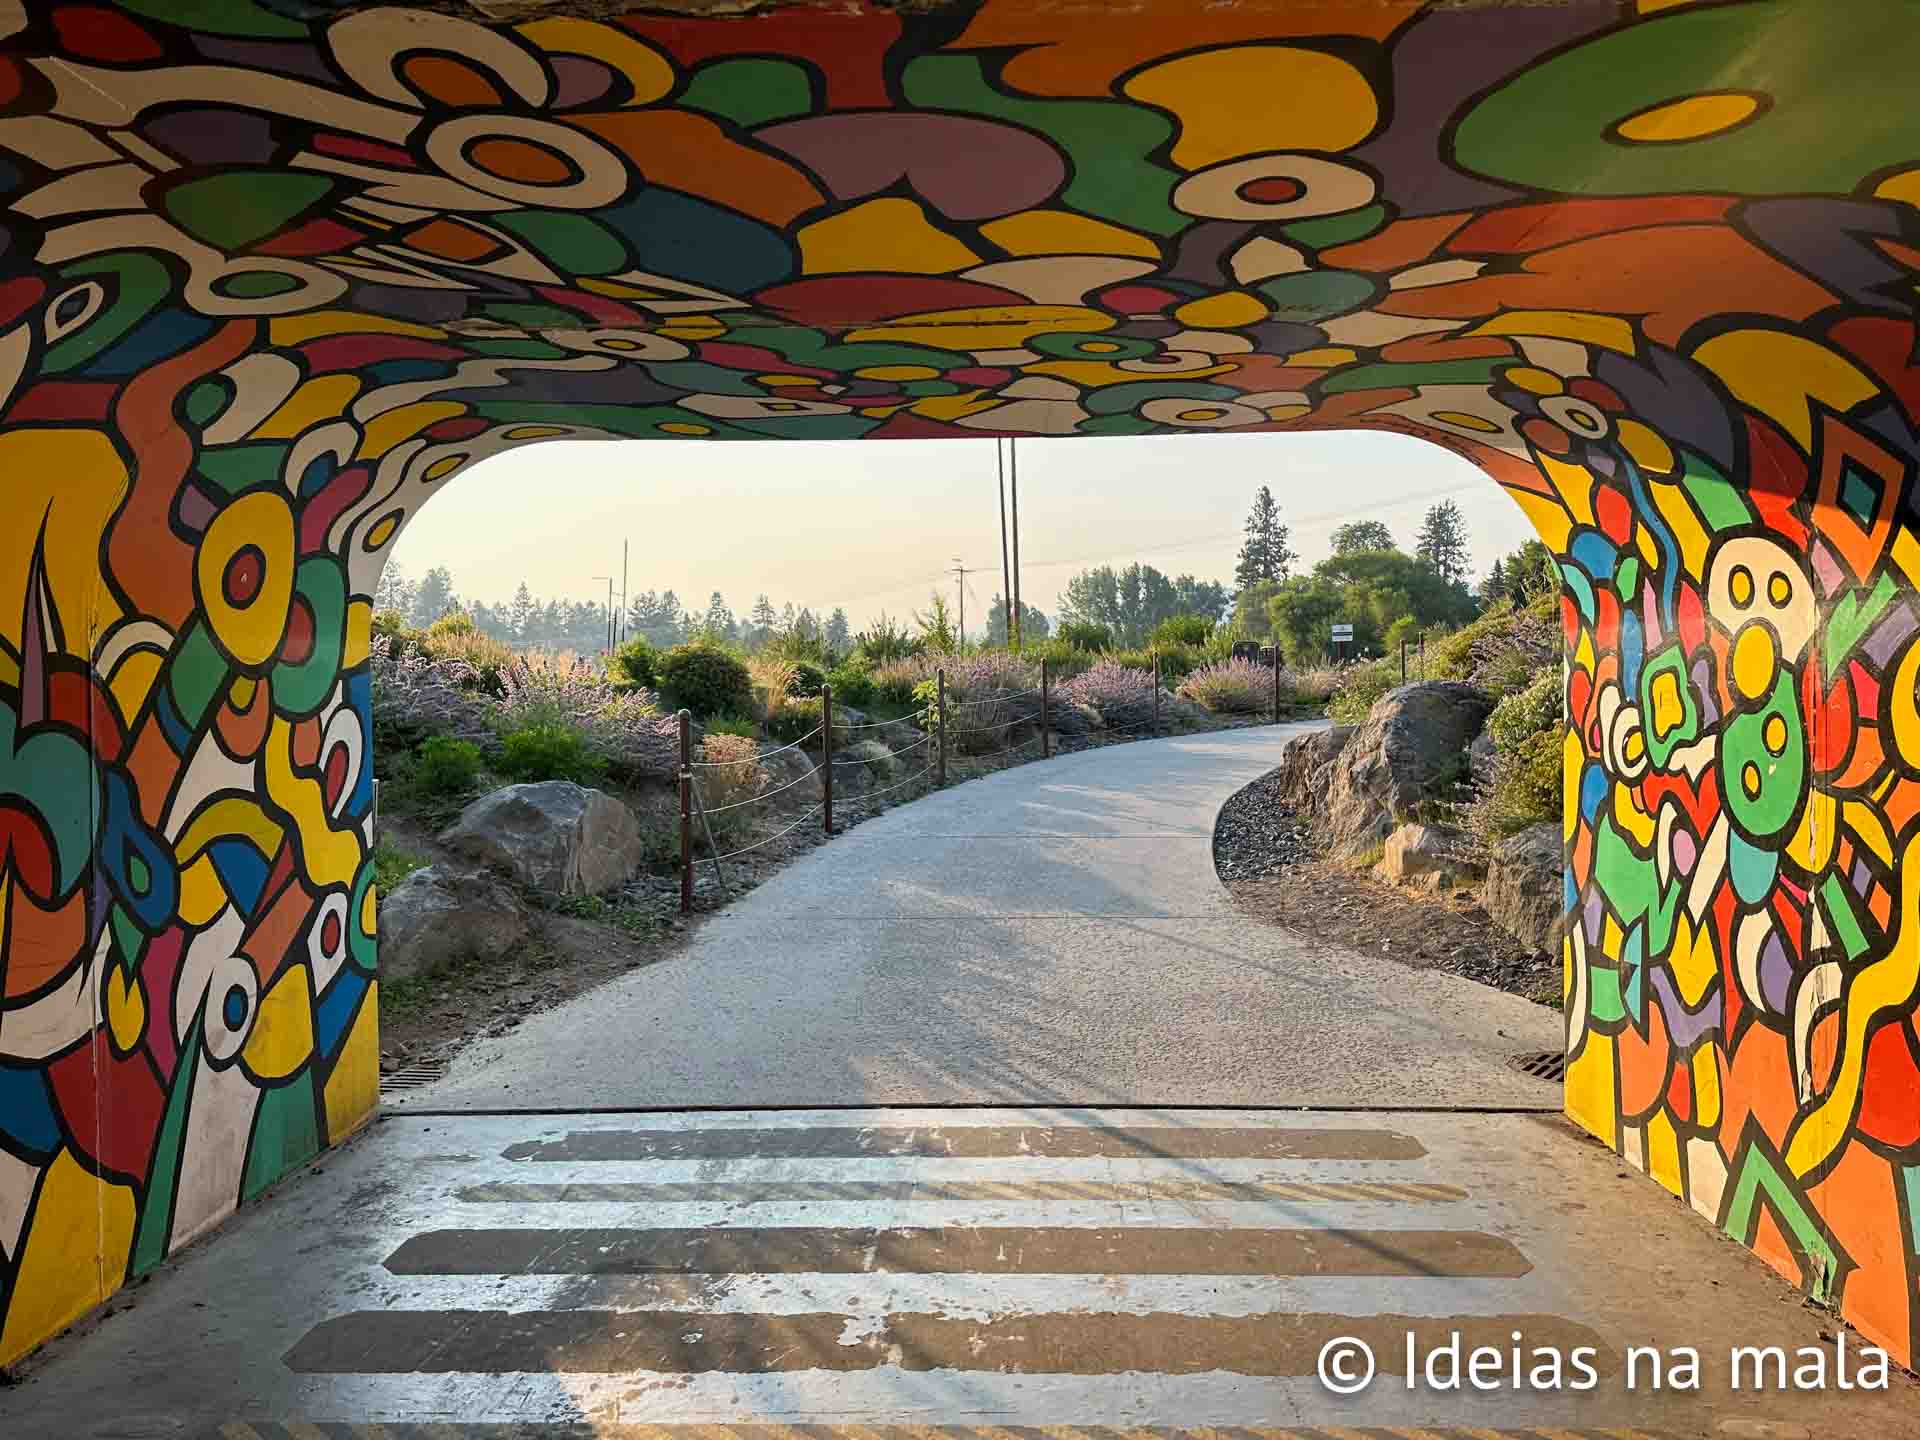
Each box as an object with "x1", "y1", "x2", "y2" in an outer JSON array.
[{"x1": 387, "y1": 431, "x2": 1537, "y2": 634}]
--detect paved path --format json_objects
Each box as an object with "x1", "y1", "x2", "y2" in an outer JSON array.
[
  {"x1": 9, "y1": 1106, "x2": 1915, "y2": 1436},
  {"x1": 406, "y1": 726, "x2": 1563, "y2": 1112}
]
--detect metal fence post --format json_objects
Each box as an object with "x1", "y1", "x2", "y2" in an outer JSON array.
[
  {"x1": 1271, "y1": 649, "x2": 1281, "y2": 725},
  {"x1": 1151, "y1": 648, "x2": 1159, "y2": 738},
  {"x1": 677, "y1": 708, "x2": 692, "y2": 915},
  {"x1": 936, "y1": 668, "x2": 947, "y2": 787},
  {"x1": 1040, "y1": 658, "x2": 1050, "y2": 759},
  {"x1": 822, "y1": 683, "x2": 834, "y2": 836}
]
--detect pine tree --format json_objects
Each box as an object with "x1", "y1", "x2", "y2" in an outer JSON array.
[
  {"x1": 509, "y1": 582, "x2": 537, "y2": 639},
  {"x1": 1483, "y1": 557, "x2": 1507, "y2": 604},
  {"x1": 825, "y1": 607, "x2": 851, "y2": 654},
  {"x1": 1415, "y1": 499, "x2": 1470, "y2": 584},
  {"x1": 410, "y1": 566, "x2": 457, "y2": 627},
  {"x1": 702, "y1": 591, "x2": 736, "y2": 641},
  {"x1": 1234, "y1": 485, "x2": 1297, "y2": 590}
]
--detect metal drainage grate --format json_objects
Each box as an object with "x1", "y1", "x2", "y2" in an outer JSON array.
[
  {"x1": 380, "y1": 1061, "x2": 446, "y2": 1094},
  {"x1": 1508, "y1": 1049, "x2": 1568, "y2": 1083}
]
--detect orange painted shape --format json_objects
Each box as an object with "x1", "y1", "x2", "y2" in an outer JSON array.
[
  {"x1": 400, "y1": 54, "x2": 502, "y2": 108},
  {"x1": 1809, "y1": 1140, "x2": 1911, "y2": 1365},
  {"x1": 573, "y1": 111, "x2": 824, "y2": 229}
]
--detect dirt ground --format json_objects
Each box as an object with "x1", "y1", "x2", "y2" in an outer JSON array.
[{"x1": 1213, "y1": 768, "x2": 1562, "y2": 1009}]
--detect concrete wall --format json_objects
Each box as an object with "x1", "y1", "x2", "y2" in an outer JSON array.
[{"x1": 0, "y1": 0, "x2": 1916, "y2": 1370}]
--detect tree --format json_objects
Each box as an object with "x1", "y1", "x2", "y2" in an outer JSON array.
[
  {"x1": 629, "y1": 589, "x2": 687, "y2": 647},
  {"x1": 1171, "y1": 575, "x2": 1231, "y2": 623},
  {"x1": 1482, "y1": 557, "x2": 1508, "y2": 605},
  {"x1": 1495, "y1": 539, "x2": 1559, "y2": 604},
  {"x1": 1265, "y1": 547, "x2": 1477, "y2": 662},
  {"x1": 750, "y1": 594, "x2": 777, "y2": 631},
  {"x1": 825, "y1": 607, "x2": 850, "y2": 654},
  {"x1": 986, "y1": 594, "x2": 1051, "y2": 646},
  {"x1": 1331, "y1": 520, "x2": 1395, "y2": 555},
  {"x1": 375, "y1": 561, "x2": 416, "y2": 616},
  {"x1": 914, "y1": 592, "x2": 957, "y2": 654},
  {"x1": 1057, "y1": 562, "x2": 1215, "y2": 645},
  {"x1": 1230, "y1": 579, "x2": 1283, "y2": 640},
  {"x1": 508, "y1": 582, "x2": 538, "y2": 640},
  {"x1": 699, "y1": 591, "x2": 736, "y2": 642},
  {"x1": 410, "y1": 565, "x2": 457, "y2": 628},
  {"x1": 1234, "y1": 484, "x2": 1297, "y2": 590},
  {"x1": 1415, "y1": 499, "x2": 1470, "y2": 584}
]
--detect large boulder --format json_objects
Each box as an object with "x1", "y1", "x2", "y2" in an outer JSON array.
[
  {"x1": 1327, "y1": 682, "x2": 1494, "y2": 859},
  {"x1": 1484, "y1": 821, "x2": 1567, "y2": 953},
  {"x1": 439, "y1": 781, "x2": 644, "y2": 896},
  {"x1": 1377, "y1": 822, "x2": 1478, "y2": 892},
  {"x1": 1270, "y1": 724, "x2": 1355, "y2": 821},
  {"x1": 378, "y1": 864, "x2": 529, "y2": 984}
]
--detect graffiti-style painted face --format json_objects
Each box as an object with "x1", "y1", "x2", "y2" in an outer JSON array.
[{"x1": 2, "y1": 0, "x2": 1920, "y2": 1376}]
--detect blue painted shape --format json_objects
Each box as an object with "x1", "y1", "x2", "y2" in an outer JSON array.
[
  {"x1": 0, "y1": 1063, "x2": 63, "y2": 1160},
  {"x1": 1564, "y1": 869, "x2": 1578, "y2": 916},
  {"x1": 314, "y1": 966, "x2": 370, "y2": 1055},
  {"x1": 1580, "y1": 762, "x2": 1609, "y2": 824},
  {"x1": 600, "y1": 186, "x2": 794, "y2": 294},
  {"x1": 1570, "y1": 529, "x2": 1619, "y2": 581},
  {"x1": 1560, "y1": 562, "x2": 1596, "y2": 625},
  {"x1": 1623, "y1": 921, "x2": 1645, "y2": 1024},
  {"x1": 1619, "y1": 609, "x2": 1644, "y2": 692},
  {"x1": 78, "y1": 309, "x2": 218, "y2": 378},
  {"x1": 207, "y1": 837, "x2": 269, "y2": 916},
  {"x1": 1729, "y1": 829, "x2": 1781, "y2": 905},
  {"x1": 365, "y1": 358, "x2": 450, "y2": 387}
]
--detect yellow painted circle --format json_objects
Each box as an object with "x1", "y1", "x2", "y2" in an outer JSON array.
[
  {"x1": 1730, "y1": 623, "x2": 1778, "y2": 703},
  {"x1": 501, "y1": 427, "x2": 564, "y2": 442},
  {"x1": 1266, "y1": 403, "x2": 1309, "y2": 421},
  {"x1": 659, "y1": 421, "x2": 712, "y2": 436},
  {"x1": 1767, "y1": 572, "x2": 1792, "y2": 607},
  {"x1": 360, "y1": 881, "x2": 378, "y2": 935},
  {"x1": 422, "y1": 454, "x2": 466, "y2": 480},
  {"x1": 1616, "y1": 419, "x2": 1675, "y2": 474},
  {"x1": 602, "y1": 338, "x2": 640, "y2": 351},
  {"x1": 1432, "y1": 410, "x2": 1502, "y2": 434},
  {"x1": 198, "y1": 490, "x2": 296, "y2": 670},
  {"x1": 1505, "y1": 366, "x2": 1563, "y2": 396},
  {"x1": 1728, "y1": 565, "x2": 1755, "y2": 608},
  {"x1": 855, "y1": 365, "x2": 938, "y2": 381},
  {"x1": 1624, "y1": 731, "x2": 1646, "y2": 764},
  {"x1": 1742, "y1": 761, "x2": 1762, "y2": 799},
  {"x1": 363, "y1": 514, "x2": 399, "y2": 550},
  {"x1": 1615, "y1": 92, "x2": 1763, "y2": 146},
  {"x1": 1172, "y1": 290, "x2": 1269, "y2": 330},
  {"x1": 1080, "y1": 341, "x2": 1124, "y2": 354},
  {"x1": 229, "y1": 675, "x2": 257, "y2": 709},
  {"x1": 1763, "y1": 713, "x2": 1788, "y2": 756},
  {"x1": 756, "y1": 373, "x2": 820, "y2": 387},
  {"x1": 1176, "y1": 407, "x2": 1227, "y2": 422}
]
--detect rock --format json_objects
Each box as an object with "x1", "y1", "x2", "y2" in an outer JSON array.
[
  {"x1": 1377, "y1": 822, "x2": 1477, "y2": 890},
  {"x1": 1483, "y1": 821, "x2": 1566, "y2": 953},
  {"x1": 829, "y1": 739, "x2": 897, "y2": 799},
  {"x1": 439, "y1": 781, "x2": 644, "y2": 896},
  {"x1": 378, "y1": 864, "x2": 529, "y2": 984},
  {"x1": 1469, "y1": 731, "x2": 1497, "y2": 784},
  {"x1": 1326, "y1": 682, "x2": 1494, "y2": 859},
  {"x1": 1270, "y1": 725, "x2": 1355, "y2": 820}
]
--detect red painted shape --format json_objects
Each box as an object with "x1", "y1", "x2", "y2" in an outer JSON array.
[
  {"x1": 698, "y1": 342, "x2": 832, "y2": 378},
  {"x1": 1594, "y1": 485, "x2": 1633, "y2": 545},
  {"x1": 1676, "y1": 582, "x2": 1707, "y2": 656},
  {"x1": 1744, "y1": 415, "x2": 1810, "y2": 549},
  {"x1": 945, "y1": 367, "x2": 1013, "y2": 388},
  {"x1": 755, "y1": 275, "x2": 1033, "y2": 326},
  {"x1": 1665, "y1": 1053, "x2": 1694, "y2": 1125},
  {"x1": 1568, "y1": 377, "x2": 1624, "y2": 413},
  {"x1": 1447, "y1": 195, "x2": 1737, "y2": 256},
  {"x1": 0, "y1": 804, "x2": 56, "y2": 899},
  {"x1": 622, "y1": 6, "x2": 900, "y2": 108},
  {"x1": 1857, "y1": 1021, "x2": 1920, "y2": 1149},
  {"x1": 534, "y1": 285, "x2": 650, "y2": 328},
  {"x1": 254, "y1": 218, "x2": 366, "y2": 259},
  {"x1": 53, "y1": 6, "x2": 163, "y2": 63},
  {"x1": 0, "y1": 54, "x2": 21, "y2": 108},
  {"x1": 47, "y1": 1031, "x2": 167, "y2": 1186},
  {"x1": 1096, "y1": 284, "x2": 1181, "y2": 315},
  {"x1": 312, "y1": 132, "x2": 417, "y2": 169},
  {"x1": 6, "y1": 381, "x2": 118, "y2": 424},
  {"x1": 1829, "y1": 315, "x2": 1920, "y2": 425},
  {"x1": 298, "y1": 466, "x2": 371, "y2": 556},
  {"x1": 425, "y1": 416, "x2": 490, "y2": 443},
  {"x1": 0, "y1": 276, "x2": 43, "y2": 329},
  {"x1": 299, "y1": 336, "x2": 464, "y2": 374}
]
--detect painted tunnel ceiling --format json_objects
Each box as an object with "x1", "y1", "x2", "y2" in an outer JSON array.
[{"x1": 2, "y1": 0, "x2": 1920, "y2": 1375}]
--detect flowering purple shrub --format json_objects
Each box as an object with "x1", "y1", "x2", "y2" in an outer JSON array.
[
  {"x1": 368, "y1": 635, "x2": 494, "y2": 749},
  {"x1": 1058, "y1": 660, "x2": 1157, "y2": 728},
  {"x1": 1178, "y1": 658, "x2": 1270, "y2": 714}
]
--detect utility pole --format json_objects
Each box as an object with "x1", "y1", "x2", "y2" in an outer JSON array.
[
  {"x1": 950, "y1": 558, "x2": 972, "y2": 650},
  {"x1": 1009, "y1": 437, "x2": 1023, "y2": 651},
  {"x1": 618, "y1": 540, "x2": 629, "y2": 647},
  {"x1": 997, "y1": 438, "x2": 1012, "y2": 652}
]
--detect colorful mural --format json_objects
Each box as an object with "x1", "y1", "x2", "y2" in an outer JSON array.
[{"x1": 0, "y1": 0, "x2": 1917, "y2": 1371}]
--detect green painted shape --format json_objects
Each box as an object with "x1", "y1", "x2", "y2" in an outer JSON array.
[
  {"x1": 747, "y1": 326, "x2": 968, "y2": 374},
  {"x1": 131, "y1": 1016, "x2": 200, "y2": 1276},
  {"x1": 493, "y1": 211, "x2": 630, "y2": 277},
  {"x1": 1588, "y1": 964, "x2": 1626, "y2": 1025},
  {"x1": 1078, "y1": 415, "x2": 1160, "y2": 436},
  {"x1": 1679, "y1": 450, "x2": 1753, "y2": 532},
  {"x1": 1085, "y1": 381, "x2": 1240, "y2": 417},
  {"x1": 1454, "y1": 0, "x2": 1920, "y2": 198},
  {"x1": 1595, "y1": 812, "x2": 1681, "y2": 957},
  {"x1": 1319, "y1": 358, "x2": 1506, "y2": 396},
  {"x1": 1720, "y1": 673, "x2": 1805, "y2": 843},
  {"x1": 272, "y1": 558, "x2": 349, "y2": 719},
  {"x1": 43, "y1": 252, "x2": 172, "y2": 374},
  {"x1": 1558, "y1": 560, "x2": 1596, "y2": 627},
  {"x1": 1904, "y1": 1166, "x2": 1920, "y2": 1251},
  {"x1": 1825, "y1": 572, "x2": 1898, "y2": 667},
  {"x1": 1254, "y1": 269, "x2": 1379, "y2": 324},
  {"x1": 647, "y1": 361, "x2": 772, "y2": 398},
  {"x1": 680, "y1": 58, "x2": 813, "y2": 127},
  {"x1": 902, "y1": 55, "x2": 1184, "y2": 236},
  {"x1": 184, "y1": 379, "x2": 231, "y2": 428},
  {"x1": 1818, "y1": 872, "x2": 1873, "y2": 963},
  {"x1": 163, "y1": 171, "x2": 334, "y2": 252},
  {"x1": 241, "y1": 1068, "x2": 322, "y2": 1205},
  {"x1": 473, "y1": 402, "x2": 762, "y2": 441},
  {"x1": 1615, "y1": 554, "x2": 1641, "y2": 601},
  {"x1": 214, "y1": 271, "x2": 301, "y2": 300},
  {"x1": 107, "y1": 905, "x2": 143, "y2": 980},
  {"x1": 1723, "y1": 1139, "x2": 1840, "y2": 1298},
  {"x1": 1639, "y1": 643, "x2": 1700, "y2": 769},
  {"x1": 116, "y1": 0, "x2": 305, "y2": 38},
  {"x1": 464, "y1": 339, "x2": 574, "y2": 362},
  {"x1": 0, "y1": 703, "x2": 99, "y2": 900},
  {"x1": 1280, "y1": 203, "x2": 1388, "y2": 252},
  {"x1": 167, "y1": 622, "x2": 228, "y2": 729},
  {"x1": 196, "y1": 443, "x2": 291, "y2": 497}
]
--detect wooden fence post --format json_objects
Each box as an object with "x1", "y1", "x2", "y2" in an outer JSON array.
[
  {"x1": 1151, "y1": 648, "x2": 1159, "y2": 737},
  {"x1": 678, "y1": 708, "x2": 692, "y2": 915},
  {"x1": 1271, "y1": 650, "x2": 1281, "y2": 725},
  {"x1": 822, "y1": 683, "x2": 834, "y2": 835},
  {"x1": 936, "y1": 668, "x2": 947, "y2": 787},
  {"x1": 1040, "y1": 658, "x2": 1050, "y2": 759}
]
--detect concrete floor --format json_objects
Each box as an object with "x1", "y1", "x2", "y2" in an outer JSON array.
[
  {"x1": 403, "y1": 727, "x2": 1564, "y2": 1112},
  {"x1": 6, "y1": 1107, "x2": 1915, "y2": 1438}
]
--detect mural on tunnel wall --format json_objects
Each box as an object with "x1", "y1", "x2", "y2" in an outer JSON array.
[{"x1": 0, "y1": 0, "x2": 1918, "y2": 1368}]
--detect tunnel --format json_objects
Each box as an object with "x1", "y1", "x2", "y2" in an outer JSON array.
[{"x1": 0, "y1": 0, "x2": 1917, "y2": 1376}]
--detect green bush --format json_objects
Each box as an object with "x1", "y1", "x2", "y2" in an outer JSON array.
[
  {"x1": 1487, "y1": 668, "x2": 1562, "y2": 752},
  {"x1": 610, "y1": 636, "x2": 658, "y2": 692},
  {"x1": 497, "y1": 722, "x2": 607, "y2": 785},
  {"x1": 658, "y1": 641, "x2": 753, "y2": 718},
  {"x1": 704, "y1": 712, "x2": 759, "y2": 739},
  {"x1": 427, "y1": 610, "x2": 476, "y2": 639},
  {"x1": 766, "y1": 696, "x2": 847, "y2": 746},
  {"x1": 1487, "y1": 728, "x2": 1562, "y2": 835},
  {"x1": 415, "y1": 736, "x2": 484, "y2": 795},
  {"x1": 1057, "y1": 620, "x2": 1112, "y2": 652},
  {"x1": 372, "y1": 840, "x2": 425, "y2": 895},
  {"x1": 825, "y1": 664, "x2": 875, "y2": 707},
  {"x1": 853, "y1": 612, "x2": 922, "y2": 665},
  {"x1": 788, "y1": 661, "x2": 827, "y2": 698},
  {"x1": 1327, "y1": 659, "x2": 1400, "y2": 725},
  {"x1": 1149, "y1": 614, "x2": 1214, "y2": 648}
]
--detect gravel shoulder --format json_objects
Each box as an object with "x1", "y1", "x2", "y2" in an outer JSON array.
[{"x1": 1213, "y1": 766, "x2": 1562, "y2": 1008}]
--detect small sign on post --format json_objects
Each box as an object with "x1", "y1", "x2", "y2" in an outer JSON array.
[
  {"x1": 1331, "y1": 622, "x2": 1354, "y2": 663},
  {"x1": 1330, "y1": 623, "x2": 1354, "y2": 641}
]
